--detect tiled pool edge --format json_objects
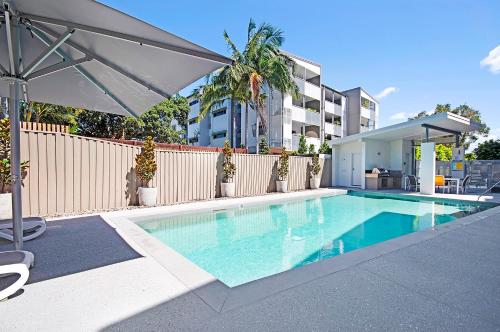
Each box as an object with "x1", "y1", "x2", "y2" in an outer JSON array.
[{"x1": 102, "y1": 190, "x2": 500, "y2": 313}]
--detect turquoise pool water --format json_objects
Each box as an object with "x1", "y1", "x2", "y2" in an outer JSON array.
[{"x1": 137, "y1": 192, "x2": 494, "y2": 287}]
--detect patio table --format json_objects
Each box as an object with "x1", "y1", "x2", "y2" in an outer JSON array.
[{"x1": 445, "y1": 177, "x2": 460, "y2": 194}]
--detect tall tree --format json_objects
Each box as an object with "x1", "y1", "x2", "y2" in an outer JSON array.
[
  {"x1": 474, "y1": 139, "x2": 500, "y2": 160},
  {"x1": 197, "y1": 19, "x2": 298, "y2": 150}
]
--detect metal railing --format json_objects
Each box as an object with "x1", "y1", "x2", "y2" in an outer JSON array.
[{"x1": 478, "y1": 179, "x2": 500, "y2": 200}]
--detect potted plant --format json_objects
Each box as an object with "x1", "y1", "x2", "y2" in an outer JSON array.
[
  {"x1": 276, "y1": 147, "x2": 289, "y2": 192},
  {"x1": 0, "y1": 119, "x2": 29, "y2": 219},
  {"x1": 135, "y1": 136, "x2": 158, "y2": 206},
  {"x1": 310, "y1": 153, "x2": 321, "y2": 189},
  {"x1": 220, "y1": 140, "x2": 236, "y2": 197},
  {"x1": 318, "y1": 141, "x2": 331, "y2": 158}
]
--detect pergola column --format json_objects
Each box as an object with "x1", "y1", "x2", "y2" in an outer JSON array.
[{"x1": 419, "y1": 142, "x2": 436, "y2": 195}]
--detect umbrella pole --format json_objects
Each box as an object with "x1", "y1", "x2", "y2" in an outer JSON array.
[{"x1": 8, "y1": 79, "x2": 23, "y2": 250}]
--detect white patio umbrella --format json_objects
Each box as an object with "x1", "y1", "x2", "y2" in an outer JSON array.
[{"x1": 0, "y1": 0, "x2": 231, "y2": 249}]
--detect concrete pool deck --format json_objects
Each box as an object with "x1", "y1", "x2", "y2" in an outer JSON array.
[{"x1": 1, "y1": 188, "x2": 500, "y2": 331}]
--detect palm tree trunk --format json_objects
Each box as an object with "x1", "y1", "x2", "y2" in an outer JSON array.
[
  {"x1": 245, "y1": 102, "x2": 249, "y2": 148},
  {"x1": 230, "y1": 97, "x2": 236, "y2": 147}
]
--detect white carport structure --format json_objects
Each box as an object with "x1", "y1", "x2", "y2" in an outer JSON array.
[{"x1": 331, "y1": 112, "x2": 480, "y2": 194}]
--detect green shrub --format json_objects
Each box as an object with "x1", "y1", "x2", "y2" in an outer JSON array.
[
  {"x1": 318, "y1": 142, "x2": 331, "y2": 154},
  {"x1": 277, "y1": 148, "x2": 289, "y2": 181},
  {"x1": 310, "y1": 153, "x2": 321, "y2": 178},
  {"x1": 135, "y1": 136, "x2": 157, "y2": 187},
  {"x1": 308, "y1": 144, "x2": 316, "y2": 155},
  {"x1": 297, "y1": 135, "x2": 307, "y2": 155},
  {"x1": 0, "y1": 119, "x2": 29, "y2": 193},
  {"x1": 222, "y1": 140, "x2": 236, "y2": 182},
  {"x1": 259, "y1": 137, "x2": 269, "y2": 155}
]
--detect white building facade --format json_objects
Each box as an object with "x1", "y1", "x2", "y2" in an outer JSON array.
[{"x1": 187, "y1": 53, "x2": 378, "y2": 152}]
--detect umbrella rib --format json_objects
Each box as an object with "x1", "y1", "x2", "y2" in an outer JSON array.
[
  {"x1": 4, "y1": 11, "x2": 16, "y2": 74},
  {"x1": 20, "y1": 13, "x2": 233, "y2": 65},
  {"x1": 25, "y1": 56, "x2": 93, "y2": 81},
  {"x1": 29, "y1": 26, "x2": 138, "y2": 118},
  {"x1": 0, "y1": 62, "x2": 7, "y2": 76},
  {"x1": 30, "y1": 22, "x2": 172, "y2": 100},
  {"x1": 21, "y1": 28, "x2": 75, "y2": 78}
]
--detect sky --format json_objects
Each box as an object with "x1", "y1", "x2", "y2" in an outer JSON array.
[{"x1": 102, "y1": 0, "x2": 500, "y2": 148}]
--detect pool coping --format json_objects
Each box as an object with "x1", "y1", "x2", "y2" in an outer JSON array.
[{"x1": 102, "y1": 189, "x2": 500, "y2": 313}]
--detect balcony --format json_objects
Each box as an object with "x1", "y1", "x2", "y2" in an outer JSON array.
[
  {"x1": 291, "y1": 134, "x2": 321, "y2": 152},
  {"x1": 293, "y1": 77, "x2": 321, "y2": 100},
  {"x1": 289, "y1": 104, "x2": 321, "y2": 126},
  {"x1": 325, "y1": 122, "x2": 334, "y2": 135},
  {"x1": 360, "y1": 107, "x2": 372, "y2": 119},
  {"x1": 325, "y1": 122, "x2": 343, "y2": 136},
  {"x1": 324, "y1": 101, "x2": 343, "y2": 117}
]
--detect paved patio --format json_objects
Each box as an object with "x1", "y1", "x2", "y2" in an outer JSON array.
[{"x1": 1, "y1": 191, "x2": 500, "y2": 331}]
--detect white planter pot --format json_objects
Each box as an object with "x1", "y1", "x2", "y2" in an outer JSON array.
[
  {"x1": 310, "y1": 176, "x2": 321, "y2": 189},
  {"x1": 220, "y1": 182, "x2": 235, "y2": 197},
  {"x1": 276, "y1": 180, "x2": 288, "y2": 193},
  {"x1": 138, "y1": 187, "x2": 157, "y2": 206},
  {"x1": 0, "y1": 193, "x2": 12, "y2": 219}
]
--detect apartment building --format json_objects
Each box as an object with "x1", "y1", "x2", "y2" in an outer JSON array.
[
  {"x1": 342, "y1": 87, "x2": 379, "y2": 135},
  {"x1": 187, "y1": 52, "x2": 378, "y2": 152}
]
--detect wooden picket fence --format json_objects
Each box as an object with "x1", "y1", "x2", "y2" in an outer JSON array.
[{"x1": 21, "y1": 121, "x2": 69, "y2": 133}]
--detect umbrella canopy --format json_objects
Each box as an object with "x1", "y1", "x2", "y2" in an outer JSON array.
[{"x1": 0, "y1": 0, "x2": 231, "y2": 249}]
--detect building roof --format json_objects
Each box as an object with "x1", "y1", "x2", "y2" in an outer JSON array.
[
  {"x1": 279, "y1": 50, "x2": 321, "y2": 67},
  {"x1": 331, "y1": 112, "x2": 481, "y2": 145},
  {"x1": 321, "y1": 84, "x2": 346, "y2": 97},
  {"x1": 342, "y1": 87, "x2": 379, "y2": 103}
]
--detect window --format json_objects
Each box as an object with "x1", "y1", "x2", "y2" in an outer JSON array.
[
  {"x1": 188, "y1": 117, "x2": 198, "y2": 125},
  {"x1": 212, "y1": 131, "x2": 226, "y2": 139},
  {"x1": 361, "y1": 97, "x2": 375, "y2": 110},
  {"x1": 212, "y1": 108, "x2": 226, "y2": 117},
  {"x1": 189, "y1": 100, "x2": 199, "y2": 106},
  {"x1": 361, "y1": 97, "x2": 370, "y2": 109},
  {"x1": 189, "y1": 137, "x2": 198, "y2": 143}
]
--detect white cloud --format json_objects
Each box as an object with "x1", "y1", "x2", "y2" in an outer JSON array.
[
  {"x1": 388, "y1": 111, "x2": 420, "y2": 122},
  {"x1": 389, "y1": 112, "x2": 408, "y2": 121},
  {"x1": 375, "y1": 86, "x2": 398, "y2": 100},
  {"x1": 480, "y1": 45, "x2": 500, "y2": 74}
]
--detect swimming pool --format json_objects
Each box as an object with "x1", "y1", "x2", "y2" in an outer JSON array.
[{"x1": 136, "y1": 192, "x2": 495, "y2": 287}]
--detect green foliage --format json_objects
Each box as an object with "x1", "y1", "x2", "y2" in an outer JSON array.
[
  {"x1": 258, "y1": 137, "x2": 269, "y2": 154},
  {"x1": 474, "y1": 139, "x2": 500, "y2": 160},
  {"x1": 409, "y1": 103, "x2": 490, "y2": 149},
  {"x1": 76, "y1": 110, "x2": 126, "y2": 139},
  {"x1": 196, "y1": 19, "x2": 298, "y2": 141},
  {"x1": 310, "y1": 153, "x2": 321, "y2": 178},
  {"x1": 415, "y1": 144, "x2": 452, "y2": 161},
  {"x1": 297, "y1": 135, "x2": 307, "y2": 155},
  {"x1": 222, "y1": 140, "x2": 236, "y2": 182},
  {"x1": 435, "y1": 144, "x2": 452, "y2": 161},
  {"x1": 125, "y1": 95, "x2": 189, "y2": 144},
  {"x1": 465, "y1": 152, "x2": 477, "y2": 161},
  {"x1": 0, "y1": 119, "x2": 29, "y2": 193},
  {"x1": 21, "y1": 102, "x2": 78, "y2": 127},
  {"x1": 318, "y1": 142, "x2": 331, "y2": 154},
  {"x1": 76, "y1": 95, "x2": 189, "y2": 143},
  {"x1": 308, "y1": 144, "x2": 316, "y2": 155},
  {"x1": 135, "y1": 136, "x2": 157, "y2": 186},
  {"x1": 277, "y1": 147, "x2": 289, "y2": 181}
]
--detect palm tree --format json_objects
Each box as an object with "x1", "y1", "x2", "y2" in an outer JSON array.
[
  {"x1": 197, "y1": 19, "x2": 297, "y2": 150},
  {"x1": 238, "y1": 20, "x2": 298, "y2": 151}
]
